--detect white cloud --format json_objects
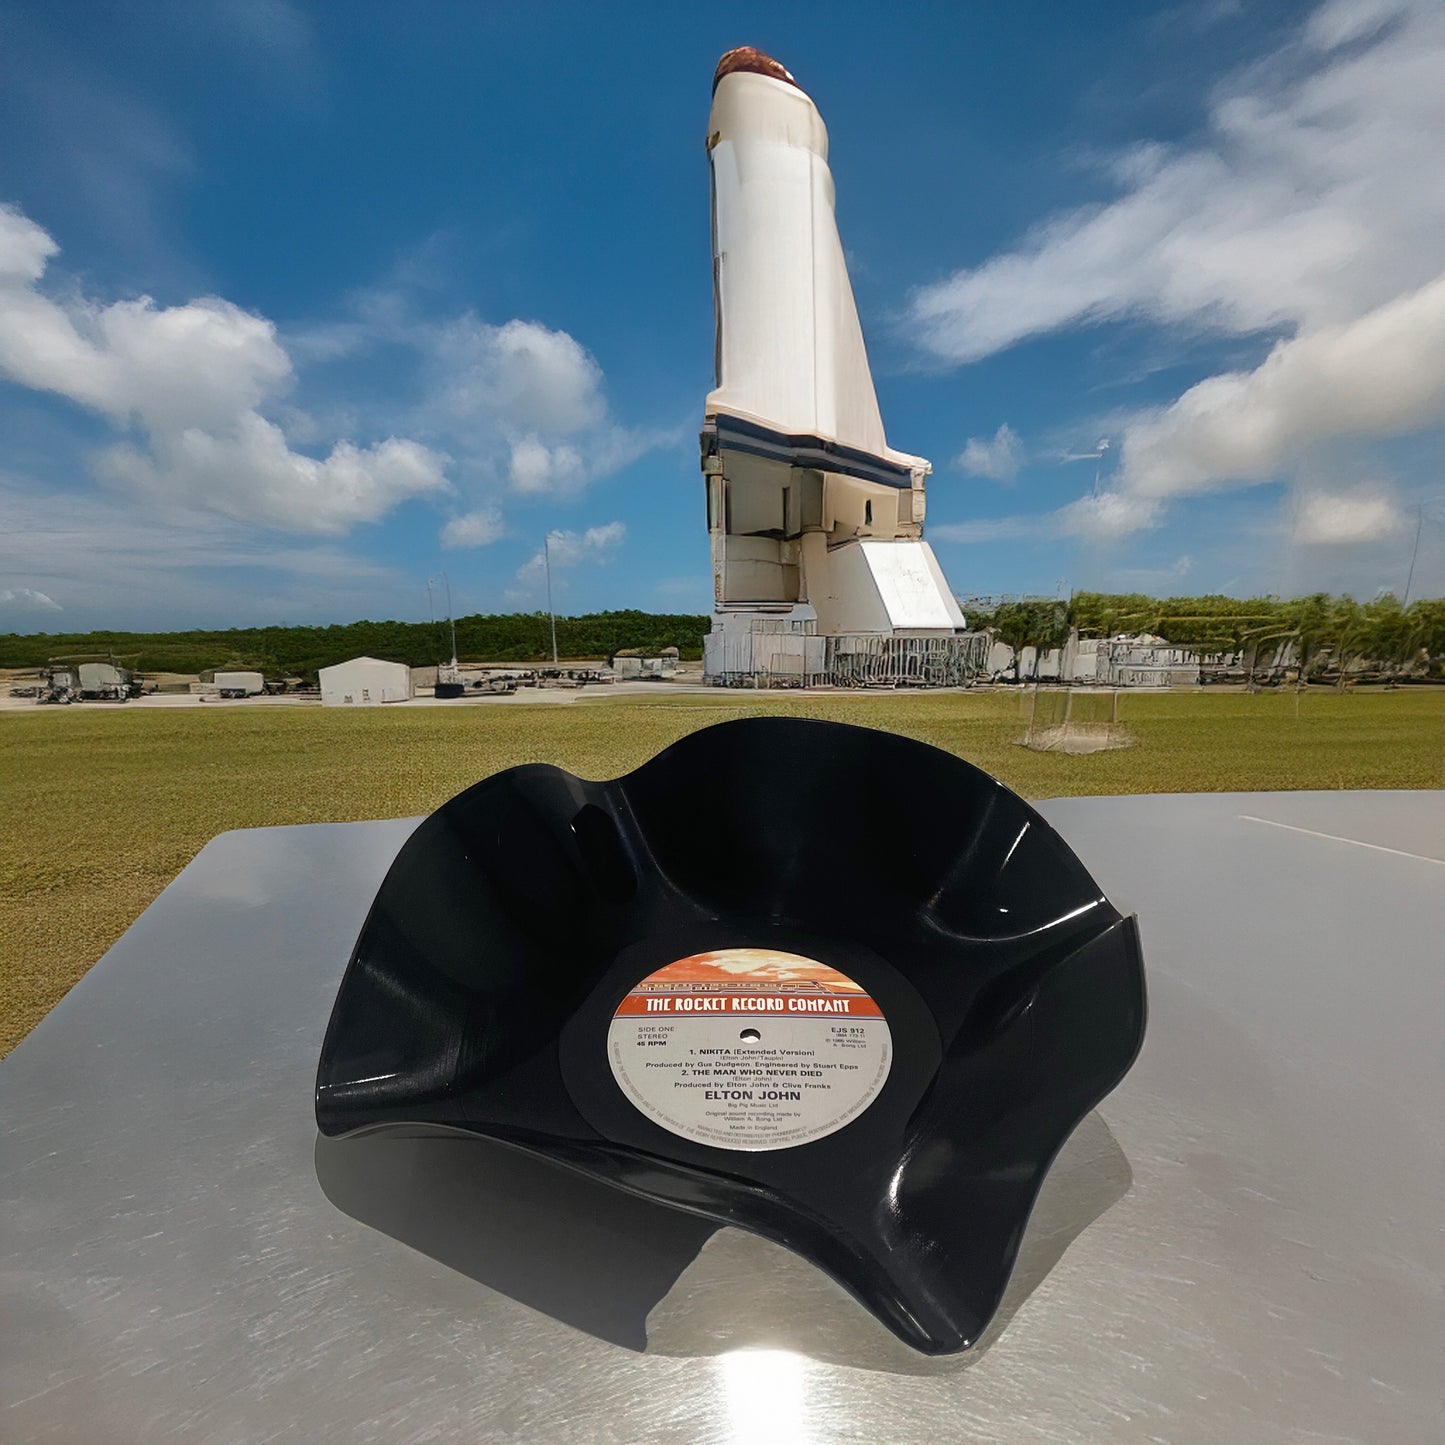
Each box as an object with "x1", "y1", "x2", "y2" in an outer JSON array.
[
  {"x1": 932, "y1": 489, "x2": 1162, "y2": 545},
  {"x1": 0, "y1": 471, "x2": 413, "y2": 629},
  {"x1": 910, "y1": 0, "x2": 1445, "y2": 363},
  {"x1": 909, "y1": 0, "x2": 1445, "y2": 539},
  {"x1": 1291, "y1": 487, "x2": 1405, "y2": 544},
  {"x1": 299, "y1": 296, "x2": 674, "y2": 502},
  {"x1": 1304, "y1": 0, "x2": 1405, "y2": 48},
  {"x1": 440, "y1": 506, "x2": 505, "y2": 549},
  {"x1": 548, "y1": 521, "x2": 626, "y2": 566},
  {"x1": 0, "y1": 586, "x2": 62, "y2": 612},
  {"x1": 438, "y1": 318, "x2": 605, "y2": 436},
  {"x1": 0, "y1": 202, "x2": 450, "y2": 533},
  {"x1": 1052, "y1": 490, "x2": 1164, "y2": 541},
  {"x1": 508, "y1": 435, "x2": 585, "y2": 496},
  {"x1": 515, "y1": 522, "x2": 626, "y2": 586},
  {"x1": 96, "y1": 422, "x2": 448, "y2": 532},
  {"x1": 0, "y1": 206, "x2": 55, "y2": 283},
  {"x1": 955, "y1": 423, "x2": 1022, "y2": 482},
  {"x1": 424, "y1": 316, "x2": 674, "y2": 498},
  {"x1": 502, "y1": 424, "x2": 672, "y2": 499},
  {"x1": 1119, "y1": 273, "x2": 1445, "y2": 503}
]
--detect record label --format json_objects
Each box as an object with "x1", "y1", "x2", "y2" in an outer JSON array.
[{"x1": 608, "y1": 948, "x2": 892, "y2": 1151}]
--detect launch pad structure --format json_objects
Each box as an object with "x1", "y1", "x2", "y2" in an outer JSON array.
[{"x1": 700, "y1": 49, "x2": 984, "y2": 688}]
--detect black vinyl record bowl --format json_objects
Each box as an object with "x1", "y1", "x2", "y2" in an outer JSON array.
[{"x1": 316, "y1": 716, "x2": 1147, "y2": 1354}]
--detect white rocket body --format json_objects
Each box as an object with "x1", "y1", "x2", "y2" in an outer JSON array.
[
  {"x1": 707, "y1": 71, "x2": 907, "y2": 465},
  {"x1": 701, "y1": 54, "x2": 965, "y2": 663}
]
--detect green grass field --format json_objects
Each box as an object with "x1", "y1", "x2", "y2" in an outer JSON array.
[{"x1": 2, "y1": 688, "x2": 1441, "y2": 1054}]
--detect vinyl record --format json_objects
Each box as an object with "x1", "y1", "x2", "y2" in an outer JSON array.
[{"x1": 316, "y1": 716, "x2": 1147, "y2": 1354}]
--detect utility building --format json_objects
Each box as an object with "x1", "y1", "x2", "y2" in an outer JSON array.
[{"x1": 318, "y1": 657, "x2": 412, "y2": 707}]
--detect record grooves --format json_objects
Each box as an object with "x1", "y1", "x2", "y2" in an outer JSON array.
[{"x1": 317, "y1": 716, "x2": 1147, "y2": 1353}]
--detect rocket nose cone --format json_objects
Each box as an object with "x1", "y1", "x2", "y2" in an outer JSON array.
[{"x1": 714, "y1": 46, "x2": 801, "y2": 95}]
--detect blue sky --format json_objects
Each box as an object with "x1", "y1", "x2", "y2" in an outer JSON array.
[{"x1": 2, "y1": 0, "x2": 1442, "y2": 631}]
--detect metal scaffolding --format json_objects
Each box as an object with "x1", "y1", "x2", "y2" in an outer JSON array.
[
  {"x1": 706, "y1": 630, "x2": 990, "y2": 688},
  {"x1": 824, "y1": 633, "x2": 990, "y2": 688}
]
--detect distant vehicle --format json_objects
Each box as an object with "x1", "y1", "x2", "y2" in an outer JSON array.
[
  {"x1": 37, "y1": 668, "x2": 78, "y2": 704},
  {"x1": 214, "y1": 671, "x2": 265, "y2": 699},
  {"x1": 77, "y1": 661, "x2": 133, "y2": 701},
  {"x1": 37, "y1": 654, "x2": 141, "y2": 703},
  {"x1": 470, "y1": 675, "x2": 516, "y2": 695}
]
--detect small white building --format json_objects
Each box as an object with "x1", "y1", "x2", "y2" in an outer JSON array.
[
  {"x1": 214, "y1": 671, "x2": 265, "y2": 697},
  {"x1": 318, "y1": 657, "x2": 412, "y2": 706}
]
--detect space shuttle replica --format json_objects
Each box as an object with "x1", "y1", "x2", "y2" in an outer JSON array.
[{"x1": 701, "y1": 48, "x2": 972, "y2": 686}]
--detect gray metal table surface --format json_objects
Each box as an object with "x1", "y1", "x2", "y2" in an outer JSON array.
[{"x1": 3, "y1": 791, "x2": 1441, "y2": 1444}]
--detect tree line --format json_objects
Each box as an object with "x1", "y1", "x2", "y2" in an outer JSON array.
[
  {"x1": 970, "y1": 592, "x2": 1445, "y2": 679},
  {"x1": 0, "y1": 610, "x2": 711, "y2": 678},
  {"x1": 4, "y1": 593, "x2": 1442, "y2": 681}
]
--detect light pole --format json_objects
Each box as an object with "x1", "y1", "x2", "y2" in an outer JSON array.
[
  {"x1": 426, "y1": 576, "x2": 441, "y2": 672},
  {"x1": 1402, "y1": 505, "x2": 1424, "y2": 607},
  {"x1": 443, "y1": 572, "x2": 457, "y2": 667},
  {"x1": 544, "y1": 535, "x2": 559, "y2": 667}
]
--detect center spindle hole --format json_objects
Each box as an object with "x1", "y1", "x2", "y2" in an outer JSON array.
[{"x1": 738, "y1": 1027, "x2": 762, "y2": 1042}]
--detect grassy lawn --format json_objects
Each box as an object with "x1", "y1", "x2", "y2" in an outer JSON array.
[{"x1": 2, "y1": 688, "x2": 1441, "y2": 1054}]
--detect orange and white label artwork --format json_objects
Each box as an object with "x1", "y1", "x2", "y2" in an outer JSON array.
[{"x1": 608, "y1": 948, "x2": 891, "y2": 1151}]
